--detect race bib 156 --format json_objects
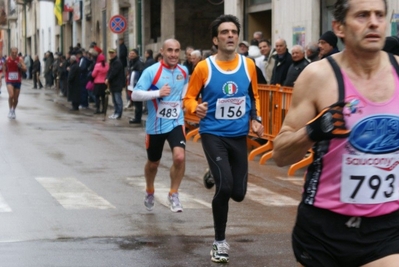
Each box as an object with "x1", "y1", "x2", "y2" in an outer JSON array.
[{"x1": 215, "y1": 96, "x2": 246, "y2": 120}]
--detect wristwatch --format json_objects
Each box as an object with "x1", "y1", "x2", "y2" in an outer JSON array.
[{"x1": 253, "y1": 116, "x2": 262, "y2": 123}]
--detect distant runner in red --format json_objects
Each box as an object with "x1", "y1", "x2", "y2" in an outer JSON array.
[{"x1": 5, "y1": 47, "x2": 26, "y2": 119}]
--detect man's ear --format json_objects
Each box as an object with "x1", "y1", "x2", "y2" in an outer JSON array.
[
  {"x1": 212, "y1": 37, "x2": 218, "y2": 46},
  {"x1": 332, "y1": 20, "x2": 344, "y2": 40}
]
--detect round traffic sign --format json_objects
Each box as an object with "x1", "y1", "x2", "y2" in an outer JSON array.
[{"x1": 109, "y1": 15, "x2": 127, "y2": 34}]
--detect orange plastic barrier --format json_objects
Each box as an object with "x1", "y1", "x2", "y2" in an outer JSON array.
[
  {"x1": 248, "y1": 84, "x2": 292, "y2": 160},
  {"x1": 185, "y1": 112, "x2": 201, "y2": 141},
  {"x1": 184, "y1": 98, "x2": 202, "y2": 142},
  {"x1": 247, "y1": 84, "x2": 312, "y2": 176}
]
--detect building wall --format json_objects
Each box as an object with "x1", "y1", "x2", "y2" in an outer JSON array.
[
  {"x1": 174, "y1": 0, "x2": 224, "y2": 52},
  {"x1": 272, "y1": 0, "x2": 320, "y2": 50},
  {"x1": 5, "y1": 0, "x2": 399, "y2": 60},
  {"x1": 39, "y1": 1, "x2": 55, "y2": 56}
]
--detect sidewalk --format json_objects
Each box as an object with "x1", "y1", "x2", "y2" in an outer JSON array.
[{"x1": 20, "y1": 78, "x2": 147, "y2": 127}]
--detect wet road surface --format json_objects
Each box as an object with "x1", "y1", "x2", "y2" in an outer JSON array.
[{"x1": 0, "y1": 80, "x2": 305, "y2": 266}]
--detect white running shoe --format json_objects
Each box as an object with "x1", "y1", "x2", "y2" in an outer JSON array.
[
  {"x1": 7, "y1": 110, "x2": 12, "y2": 119},
  {"x1": 168, "y1": 193, "x2": 183, "y2": 212},
  {"x1": 11, "y1": 110, "x2": 16, "y2": 119},
  {"x1": 144, "y1": 193, "x2": 155, "y2": 211},
  {"x1": 210, "y1": 241, "x2": 230, "y2": 263},
  {"x1": 108, "y1": 114, "x2": 116, "y2": 119}
]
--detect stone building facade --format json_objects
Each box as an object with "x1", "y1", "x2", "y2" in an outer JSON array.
[{"x1": 1, "y1": 0, "x2": 399, "y2": 61}]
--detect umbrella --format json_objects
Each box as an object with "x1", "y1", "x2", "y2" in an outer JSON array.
[{"x1": 103, "y1": 87, "x2": 110, "y2": 121}]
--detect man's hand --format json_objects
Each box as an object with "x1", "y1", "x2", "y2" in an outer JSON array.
[
  {"x1": 306, "y1": 101, "x2": 350, "y2": 142},
  {"x1": 251, "y1": 120, "x2": 264, "y2": 138},
  {"x1": 18, "y1": 57, "x2": 26, "y2": 71},
  {"x1": 195, "y1": 102, "x2": 208, "y2": 119},
  {"x1": 159, "y1": 83, "x2": 171, "y2": 97}
]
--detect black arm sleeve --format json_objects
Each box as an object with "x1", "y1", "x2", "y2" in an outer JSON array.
[{"x1": 248, "y1": 82, "x2": 258, "y2": 120}]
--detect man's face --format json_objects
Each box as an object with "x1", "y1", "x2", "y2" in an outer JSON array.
[
  {"x1": 258, "y1": 41, "x2": 271, "y2": 56},
  {"x1": 238, "y1": 44, "x2": 248, "y2": 54},
  {"x1": 336, "y1": 0, "x2": 386, "y2": 53},
  {"x1": 213, "y1": 22, "x2": 239, "y2": 54},
  {"x1": 306, "y1": 48, "x2": 314, "y2": 58},
  {"x1": 254, "y1": 33, "x2": 261, "y2": 42},
  {"x1": 10, "y1": 49, "x2": 18, "y2": 59},
  {"x1": 318, "y1": 40, "x2": 334, "y2": 57},
  {"x1": 161, "y1": 40, "x2": 181, "y2": 68},
  {"x1": 291, "y1": 47, "x2": 305, "y2": 62},
  {"x1": 185, "y1": 48, "x2": 193, "y2": 61},
  {"x1": 190, "y1": 54, "x2": 201, "y2": 66},
  {"x1": 129, "y1": 51, "x2": 137, "y2": 59},
  {"x1": 275, "y1": 40, "x2": 287, "y2": 55},
  {"x1": 108, "y1": 52, "x2": 116, "y2": 59}
]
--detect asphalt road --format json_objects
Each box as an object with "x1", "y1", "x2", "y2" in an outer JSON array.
[{"x1": 0, "y1": 80, "x2": 305, "y2": 267}]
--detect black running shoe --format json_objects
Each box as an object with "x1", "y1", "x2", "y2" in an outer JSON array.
[{"x1": 203, "y1": 168, "x2": 215, "y2": 189}]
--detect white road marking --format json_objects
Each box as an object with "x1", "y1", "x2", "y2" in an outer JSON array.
[
  {"x1": 127, "y1": 177, "x2": 211, "y2": 209},
  {"x1": 275, "y1": 176, "x2": 304, "y2": 186},
  {"x1": 0, "y1": 193, "x2": 12, "y2": 212},
  {"x1": 36, "y1": 177, "x2": 115, "y2": 210},
  {"x1": 127, "y1": 177, "x2": 298, "y2": 208},
  {"x1": 245, "y1": 182, "x2": 299, "y2": 206}
]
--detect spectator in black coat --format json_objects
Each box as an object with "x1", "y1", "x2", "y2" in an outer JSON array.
[
  {"x1": 118, "y1": 38, "x2": 128, "y2": 69},
  {"x1": 32, "y1": 55, "x2": 43, "y2": 89},
  {"x1": 105, "y1": 48, "x2": 125, "y2": 119},
  {"x1": 76, "y1": 50, "x2": 90, "y2": 108},
  {"x1": 284, "y1": 45, "x2": 309, "y2": 87},
  {"x1": 270, "y1": 38, "x2": 292, "y2": 85},
  {"x1": 126, "y1": 49, "x2": 145, "y2": 124},
  {"x1": 67, "y1": 55, "x2": 81, "y2": 111},
  {"x1": 318, "y1": 31, "x2": 340, "y2": 59},
  {"x1": 183, "y1": 46, "x2": 194, "y2": 75}
]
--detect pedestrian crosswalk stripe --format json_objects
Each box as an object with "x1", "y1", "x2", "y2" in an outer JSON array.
[
  {"x1": 127, "y1": 177, "x2": 298, "y2": 208},
  {"x1": 36, "y1": 177, "x2": 115, "y2": 210},
  {"x1": 0, "y1": 193, "x2": 12, "y2": 212},
  {"x1": 246, "y1": 182, "x2": 299, "y2": 206},
  {"x1": 127, "y1": 177, "x2": 211, "y2": 209}
]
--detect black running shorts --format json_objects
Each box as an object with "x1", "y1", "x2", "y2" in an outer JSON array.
[
  {"x1": 292, "y1": 202, "x2": 399, "y2": 267},
  {"x1": 145, "y1": 125, "x2": 186, "y2": 162}
]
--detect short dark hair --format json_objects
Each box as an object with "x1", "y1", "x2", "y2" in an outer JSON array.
[
  {"x1": 258, "y1": 39, "x2": 271, "y2": 47},
  {"x1": 333, "y1": 0, "x2": 387, "y2": 24},
  {"x1": 146, "y1": 49, "x2": 153, "y2": 58},
  {"x1": 210, "y1": 14, "x2": 241, "y2": 41}
]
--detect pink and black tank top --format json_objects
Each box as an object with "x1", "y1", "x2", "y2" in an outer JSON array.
[{"x1": 303, "y1": 54, "x2": 399, "y2": 217}]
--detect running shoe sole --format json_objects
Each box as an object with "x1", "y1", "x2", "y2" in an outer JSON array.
[
  {"x1": 210, "y1": 250, "x2": 229, "y2": 263},
  {"x1": 203, "y1": 168, "x2": 215, "y2": 189}
]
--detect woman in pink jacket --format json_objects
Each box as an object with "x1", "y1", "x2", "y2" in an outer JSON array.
[{"x1": 91, "y1": 53, "x2": 109, "y2": 114}]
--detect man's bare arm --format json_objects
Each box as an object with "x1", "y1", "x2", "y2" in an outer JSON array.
[{"x1": 272, "y1": 62, "x2": 324, "y2": 167}]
